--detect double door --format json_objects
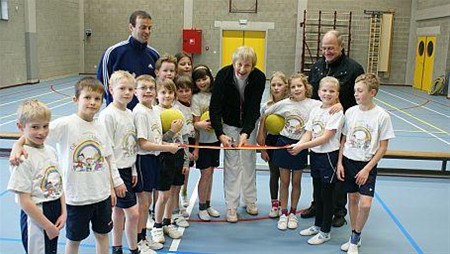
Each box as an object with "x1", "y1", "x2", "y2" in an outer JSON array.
[
  {"x1": 221, "y1": 30, "x2": 266, "y2": 73},
  {"x1": 413, "y1": 36, "x2": 436, "y2": 91}
]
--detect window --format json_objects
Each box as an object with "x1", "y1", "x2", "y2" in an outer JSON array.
[{"x1": 1, "y1": 0, "x2": 8, "y2": 21}]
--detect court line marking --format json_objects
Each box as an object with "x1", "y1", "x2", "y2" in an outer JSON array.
[
  {"x1": 380, "y1": 89, "x2": 450, "y2": 118},
  {"x1": 393, "y1": 129, "x2": 447, "y2": 134},
  {"x1": 386, "y1": 110, "x2": 450, "y2": 145},
  {"x1": 0, "y1": 97, "x2": 72, "y2": 121},
  {"x1": 375, "y1": 192, "x2": 424, "y2": 254},
  {"x1": 388, "y1": 87, "x2": 450, "y2": 108},
  {"x1": 0, "y1": 100, "x2": 73, "y2": 127},
  {"x1": 375, "y1": 98, "x2": 450, "y2": 137},
  {"x1": 169, "y1": 179, "x2": 200, "y2": 252},
  {"x1": 0, "y1": 86, "x2": 73, "y2": 107}
]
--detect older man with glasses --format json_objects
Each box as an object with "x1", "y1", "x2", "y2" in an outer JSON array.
[{"x1": 302, "y1": 30, "x2": 364, "y2": 228}]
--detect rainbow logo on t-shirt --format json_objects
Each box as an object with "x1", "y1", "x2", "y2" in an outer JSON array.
[{"x1": 72, "y1": 139, "x2": 104, "y2": 172}]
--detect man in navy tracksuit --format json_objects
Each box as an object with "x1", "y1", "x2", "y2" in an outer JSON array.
[{"x1": 97, "y1": 10, "x2": 160, "y2": 110}]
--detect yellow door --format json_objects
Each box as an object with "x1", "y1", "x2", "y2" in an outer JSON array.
[
  {"x1": 422, "y1": 36, "x2": 436, "y2": 92},
  {"x1": 221, "y1": 30, "x2": 266, "y2": 73},
  {"x1": 221, "y1": 30, "x2": 244, "y2": 68},
  {"x1": 243, "y1": 31, "x2": 266, "y2": 72},
  {"x1": 413, "y1": 37, "x2": 426, "y2": 89}
]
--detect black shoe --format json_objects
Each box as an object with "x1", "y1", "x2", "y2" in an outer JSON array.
[
  {"x1": 300, "y1": 203, "x2": 316, "y2": 218},
  {"x1": 332, "y1": 216, "x2": 347, "y2": 227}
]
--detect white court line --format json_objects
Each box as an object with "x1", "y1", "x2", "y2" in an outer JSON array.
[
  {"x1": 169, "y1": 179, "x2": 200, "y2": 252},
  {"x1": 0, "y1": 85, "x2": 73, "y2": 107},
  {"x1": 0, "y1": 97, "x2": 72, "y2": 121},
  {"x1": 380, "y1": 89, "x2": 450, "y2": 118},
  {"x1": 387, "y1": 109, "x2": 450, "y2": 146},
  {"x1": 0, "y1": 100, "x2": 73, "y2": 127}
]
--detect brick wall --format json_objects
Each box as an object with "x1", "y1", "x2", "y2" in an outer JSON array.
[
  {"x1": 36, "y1": 0, "x2": 80, "y2": 79},
  {"x1": 306, "y1": 0, "x2": 412, "y2": 84},
  {"x1": 83, "y1": 0, "x2": 183, "y2": 74},
  {"x1": 0, "y1": 0, "x2": 26, "y2": 87}
]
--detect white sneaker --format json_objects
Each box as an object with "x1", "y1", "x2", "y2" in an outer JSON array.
[
  {"x1": 146, "y1": 216, "x2": 154, "y2": 229},
  {"x1": 198, "y1": 210, "x2": 211, "y2": 221},
  {"x1": 347, "y1": 243, "x2": 359, "y2": 254},
  {"x1": 341, "y1": 238, "x2": 362, "y2": 252},
  {"x1": 181, "y1": 193, "x2": 189, "y2": 207},
  {"x1": 300, "y1": 225, "x2": 320, "y2": 236},
  {"x1": 287, "y1": 213, "x2": 298, "y2": 229},
  {"x1": 269, "y1": 206, "x2": 279, "y2": 218},
  {"x1": 173, "y1": 213, "x2": 189, "y2": 228},
  {"x1": 137, "y1": 239, "x2": 163, "y2": 251},
  {"x1": 277, "y1": 214, "x2": 288, "y2": 230},
  {"x1": 307, "y1": 232, "x2": 331, "y2": 245},
  {"x1": 151, "y1": 227, "x2": 165, "y2": 244},
  {"x1": 226, "y1": 208, "x2": 238, "y2": 223},
  {"x1": 137, "y1": 240, "x2": 157, "y2": 254},
  {"x1": 246, "y1": 203, "x2": 258, "y2": 215},
  {"x1": 207, "y1": 207, "x2": 220, "y2": 217},
  {"x1": 179, "y1": 206, "x2": 189, "y2": 217},
  {"x1": 163, "y1": 224, "x2": 182, "y2": 239}
]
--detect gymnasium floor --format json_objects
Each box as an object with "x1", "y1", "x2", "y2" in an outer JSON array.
[{"x1": 0, "y1": 75, "x2": 449, "y2": 254}]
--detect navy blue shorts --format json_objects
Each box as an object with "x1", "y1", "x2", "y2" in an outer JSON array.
[
  {"x1": 21, "y1": 198, "x2": 61, "y2": 254},
  {"x1": 135, "y1": 154, "x2": 161, "y2": 193},
  {"x1": 343, "y1": 156, "x2": 378, "y2": 197},
  {"x1": 196, "y1": 141, "x2": 220, "y2": 170},
  {"x1": 272, "y1": 136, "x2": 308, "y2": 170},
  {"x1": 159, "y1": 150, "x2": 185, "y2": 191},
  {"x1": 310, "y1": 150, "x2": 339, "y2": 183},
  {"x1": 66, "y1": 197, "x2": 113, "y2": 241},
  {"x1": 116, "y1": 167, "x2": 137, "y2": 209},
  {"x1": 265, "y1": 134, "x2": 279, "y2": 160}
]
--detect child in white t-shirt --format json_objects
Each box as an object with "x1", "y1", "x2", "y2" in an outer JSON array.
[
  {"x1": 10, "y1": 77, "x2": 127, "y2": 254},
  {"x1": 337, "y1": 73, "x2": 395, "y2": 254},
  {"x1": 99, "y1": 70, "x2": 162, "y2": 254},
  {"x1": 133, "y1": 75, "x2": 178, "y2": 247},
  {"x1": 191, "y1": 65, "x2": 222, "y2": 221},
  {"x1": 256, "y1": 71, "x2": 289, "y2": 218},
  {"x1": 172, "y1": 74, "x2": 196, "y2": 226},
  {"x1": 262, "y1": 73, "x2": 321, "y2": 231},
  {"x1": 8, "y1": 99, "x2": 66, "y2": 254},
  {"x1": 289, "y1": 77, "x2": 344, "y2": 245},
  {"x1": 150, "y1": 78, "x2": 186, "y2": 244}
]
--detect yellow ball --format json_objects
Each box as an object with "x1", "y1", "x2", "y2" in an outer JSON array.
[
  {"x1": 265, "y1": 114, "x2": 285, "y2": 135},
  {"x1": 200, "y1": 111, "x2": 210, "y2": 121},
  {"x1": 160, "y1": 108, "x2": 184, "y2": 132},
  {"x1": 200, "y1": 111, "x2": 214, "y2": 133}
]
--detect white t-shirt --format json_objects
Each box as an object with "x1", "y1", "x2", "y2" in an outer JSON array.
[
  {"x1": 98, "y1": 104, "x2": 137, "y2": 169},
  {"x1": 133, "y1": 103, "x2": 163, "y2": 156},
  {"x1": 47, "y1": 114, "x2": 122, "y2": 206},
  {"x1": 265, "y1": 98, "x2": 322, "y2": 140},
  {"x1": 342, "y1": 105, "x2": 395, "y2": 162},
  {"x1": 174, "y1": 100, "x2": 196, "y2": 139},
  {"x1": 8, "y1": 145, "x2": 63, "y2": 204},
  {"x1": 192, "y1": 92, "x2": 217, "y2": 143},
  {"x1": 305, "y1": 106, "x2": 344, "y2": 153}
]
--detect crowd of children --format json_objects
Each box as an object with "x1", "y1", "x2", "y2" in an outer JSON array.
[{"x1": 8, "y1": 43, "x2": 393, "y2": 254}]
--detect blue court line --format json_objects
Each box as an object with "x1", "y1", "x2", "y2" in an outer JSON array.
[
  {"x1": 0, "y1": 190, "x2": 8, "y2": 198},
  {"x1": 375, "y1": 192, "x2": 424, "y2": 254}
]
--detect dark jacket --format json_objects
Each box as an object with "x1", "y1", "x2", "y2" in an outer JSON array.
[
  {"x1": 97, "y1": 36, "x2": 160, "y2": 109},
  {"x1": 308, "y1": 53, "x2": 364, "y2": 111},
  {"x1": 210, "y1": 65, "x2": 266, "y2": 138}
]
